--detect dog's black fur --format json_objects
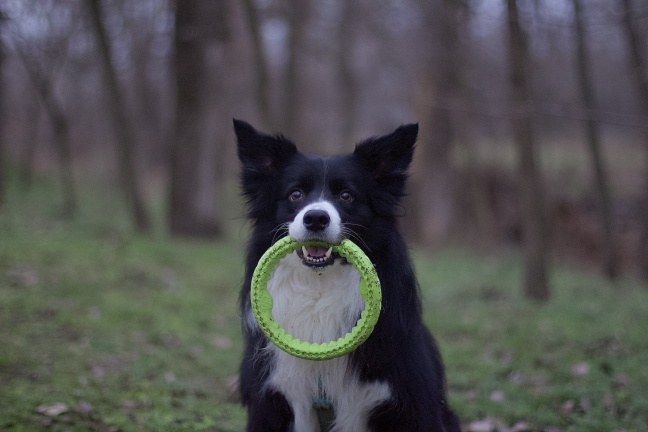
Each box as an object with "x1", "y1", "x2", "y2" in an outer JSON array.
[{"x1": 235, "y1": 119, "x2": 460, "y2": 432}]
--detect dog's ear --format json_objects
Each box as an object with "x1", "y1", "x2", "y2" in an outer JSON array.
[
  {"x1": 234, "y1": 119, "x2": 297, "y2": 175},
  {"x1": 353, "y1": 123, "x2": 417, "y2": 186},
  {"x1": 234, "y1": 119, "x2": 298, "y2": 220}
]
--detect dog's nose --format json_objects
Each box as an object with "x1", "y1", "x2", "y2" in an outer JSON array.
[{"x1": 303, "y1": 209, "x2": 330, "y2": 232}]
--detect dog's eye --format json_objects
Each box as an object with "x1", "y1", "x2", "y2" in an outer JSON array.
[
  {"x1": 340, "y1": 191, "x2": 354, "y2": 203},
  {"x1": 289, "y1": 190, "x2": 303, "y2": 202}
]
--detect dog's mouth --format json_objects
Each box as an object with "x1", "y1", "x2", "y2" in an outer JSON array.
[{"x1": 297, "y1": 245, "x2": 339, "y2": 268}]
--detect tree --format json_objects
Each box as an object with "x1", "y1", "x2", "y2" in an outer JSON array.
[
  {"x1": 18, "y1": 92, "x2": 40, "y2": 188},
  {"x1": 123, "y1": 1, "x2": 168, "y2": 159},
  {"x1": 619, "y1": 0, "x2": 648, "y2": 280},
  {"x1": 282, "y1": 0, "x2": 311, "y2": 140},
  {"x1": 506, "y1": 0, "x2": 550, "y2": 301},
  {"x1": 408, "y1": 0, "x2": 465, "y2": 245},
  {"x1": 336, "y1": 0, "x2": 358, "y2": 149},
  {"x1": 573, "y1": 0, "x2": 618, "y2": 279},
  {"x1": 7, "y1": 2, "x2": 81, "y2": 217},
  {"x1": 88, "y1": 0, "x2": 151, "y2": 233},
  {"x1": 14, "y1": 43, "x2": 76, "y2": 216},
  {"x1": 241, "y1": 0, "x2": 274, "y2": 131},
  {"x1": 0, "y1": 12, "x2": 5, "y2": 209},
  {"x1": 169, "y1": 0, "x2": 228, "y2": 237}
]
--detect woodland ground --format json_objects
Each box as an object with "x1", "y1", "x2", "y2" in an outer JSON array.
[{"x1": 1, "y1": 173, "x2": 647, "y2": 432}]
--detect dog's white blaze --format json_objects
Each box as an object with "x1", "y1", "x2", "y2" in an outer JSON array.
[
  {"x1": 263, "y1": 250, "x2": 390, "y2": 432},
  {"x1": 288, "y1": 201, "x2": 343, "y2": 243}
]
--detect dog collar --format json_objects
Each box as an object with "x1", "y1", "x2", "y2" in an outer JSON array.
[{"x1": 250, "y1": 236, "x2": 382, "y2": 360}]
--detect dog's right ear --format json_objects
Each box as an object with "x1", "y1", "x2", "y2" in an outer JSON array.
[{"x1": 234, "y1": 119, "x2": 297, "y2": 175}]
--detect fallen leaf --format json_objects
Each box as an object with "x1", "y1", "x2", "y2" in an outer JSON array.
[
  {"x1": 511, "y1": 421, "x2": 530, "y2": 432},
  {"x1": 164, "y1": 371, "x2": 176, "y2": 383},
  {"x1": 466, "y1": 417, "x2": 499, "y2": 432},
  {"x1": 75, "y1": 401, "x2": 93, "y2": 414},
  {"x1": 571, "y1": 362, "x2": 590, "y2": 377},
  {"x1": 33, "y1": 415, "x2": 53, "y2": 426},
  {"x1": 489, "y1": 390, "x2": 506, "y2": 402},
  {"x1": 613, "y1": 373, "x2": 629, "y2": 388},
  {"x1": 161, "y1": 268, "x2": 179, "y2": 291},
  {"x1": 36, "y1": 403, "x2": 68, "y2": 417},
  {"x1": 509, "y1": 370, "x2": 523, "y2": 384},
  {"x1": 8, "y1": 267, "x2": 40, "y2": 287},
  {"x1": 560, "y1": 400, "x2": 574, "y2": 415},
  {"x1": 211, "y1": 335, "x2": 233, "y2": 349},
  {"x1": 122, "y1": 399, "x2": 147, "y2": 410}
]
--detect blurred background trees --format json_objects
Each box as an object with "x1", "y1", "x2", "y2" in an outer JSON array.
[
  {"x1": 169, "y1": 0, "x2": 228, "y2": 237},
  {"x1": 88, "y1": 0, "x2": 151, "y2": 232},
  {"x1": 1, "y1": 0, "x2": 648, "y2": 295}
]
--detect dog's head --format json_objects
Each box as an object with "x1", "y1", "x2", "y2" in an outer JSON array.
[{"x1": 234, "y1": 119, "x2": 417, "y2": 267}]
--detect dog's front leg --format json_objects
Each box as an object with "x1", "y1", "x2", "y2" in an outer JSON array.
[{"x1": 245, "y1": 389, "x2": 294, "y2": 432}]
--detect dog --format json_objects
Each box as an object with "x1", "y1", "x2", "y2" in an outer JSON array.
[{"x1": 234, "y1": 119, "x2": 460, "y2": 432}]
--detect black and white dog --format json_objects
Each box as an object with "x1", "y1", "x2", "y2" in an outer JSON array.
[{"x1": 234, "y1": 119, "x2": 460, "y2": 432}]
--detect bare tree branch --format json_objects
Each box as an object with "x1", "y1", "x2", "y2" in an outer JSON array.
[
  {"x1": 11, "y1": 32, "x2": 77, "y2": 217},
  {"x1": 87, "y1": 0, "x2": 151, "y2": 233}
]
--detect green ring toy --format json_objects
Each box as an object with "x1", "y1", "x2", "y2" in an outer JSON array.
[{"x1": 251, "y1": 236, "x2": 381, "y2": 361}]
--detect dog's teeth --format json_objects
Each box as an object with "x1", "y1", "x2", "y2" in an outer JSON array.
[
  {"x1": 325, "y1": 247, "x2": 332, "y2": 258},
  {"x1": 302, "y1": 246, "x2": 309, "y2": 257}
]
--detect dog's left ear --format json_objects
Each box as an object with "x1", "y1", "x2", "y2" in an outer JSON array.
[
  {"x1": 353, "y1": 123, "x2": 417, "y2": 188},
  {"x1": 234, "y1": 119, "x2": 297, "y2": 174}
]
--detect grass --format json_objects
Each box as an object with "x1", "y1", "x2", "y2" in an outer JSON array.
[
  {"x1": 417, "y1": 251, "x2": 648, "y2": 430},
  {"x1": 1, "y1": 174, "x2": 648, "y2": 431}
]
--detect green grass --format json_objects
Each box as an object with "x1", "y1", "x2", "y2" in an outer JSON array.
[
  {"x1": 417, "y1": 251, "x2": 648, "y2": 430},
  {"x1": 0, "y1": 177, "x2": 247, "y2": 431},
  {"x1": 1, "y1": 174, "x2": 648, "y2": 431}
]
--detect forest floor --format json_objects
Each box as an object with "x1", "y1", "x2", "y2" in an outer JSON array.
[{"x1": 1, "y1": 174, "x2": 648, "y2": 432}]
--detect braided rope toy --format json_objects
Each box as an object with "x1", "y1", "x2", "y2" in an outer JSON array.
[{"x1": 251, "y1": 236, "x2": 382, "y2": 360}]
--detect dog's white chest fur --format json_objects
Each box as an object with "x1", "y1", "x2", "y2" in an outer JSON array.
[
  {"x1": 264, "y1": 253, "x2": 391, "y2": 432},
  {"x1": 268, "y1": 252, "x2": 363, "y2": 343}
]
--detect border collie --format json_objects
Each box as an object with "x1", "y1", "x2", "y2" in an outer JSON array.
[{"x1": 234, "y1": 119, "x2": 460, "y2": 432}]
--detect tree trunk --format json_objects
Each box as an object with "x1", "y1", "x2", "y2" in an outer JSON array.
[
  {"x1": 573, "y1": 0, "x2": 619, "y2": 279},
  {"x1": 241, "y1": 0, "x2": 274, "y2": 131},
  {"x1": 408, "y1": 0, "x2": 463, "y2": 245},
  {"x1": 88, "y1": 0, "x2": 151, "y2": 233},
  {"x1": 506, "y1": 0, "x2": 550, "y2": 301},
  {"x1": 283, "y1": 0, "x2": 310, "y2": 141},
  {"x1": 169, "y1": 0, "x2": 228, "y2": 238},
  {"x1": 0, "y1": 31, "x2": 5, "y2": 209},
  {"x1": 336, "y1": 0, "x2": 358, "y2": 150},
  {"x1": 50, "y1": 107, "x2": 76, "y2": 217},
  {"x1": 14, "y1": 44, "x2": 76, "y2": 217},
  {"x1": 131, "y1": 29, "x2": 162, "y2": 162},
  {"x1": 620, "y1": 0, "x2": 648, "y2": 280},
  {"x1": 19, "y1": 95, "x2": 41, "y2": 188}
]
